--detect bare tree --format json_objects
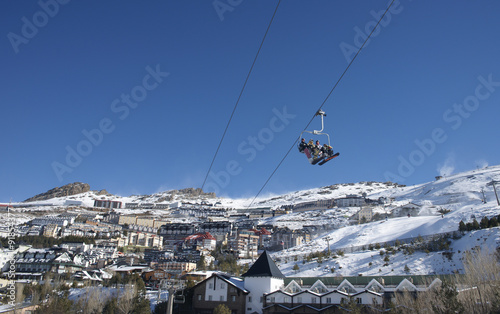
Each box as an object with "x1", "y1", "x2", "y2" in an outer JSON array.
[
  {"x1": 392, "y1": 248, "x2": 500, "y2": 314},
  {"x1": 457, "y1": 248, "x2": 500, "y2": 314},
  {"x1": 392, "y1": 287, "x2": 436, "y2": 314},
  {"x1": 117, "y1": 284, "x2": 137, "y2": 314},
  {"x1": 41, "y1": 273, "x2": 53, "y2": 298},
  {"x1": 75, "y1": 286, "x2": 109, "y2": 314}
]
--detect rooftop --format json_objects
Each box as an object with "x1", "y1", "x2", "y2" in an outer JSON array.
[{"x1": 242, "y1": 251, "x2": 285, "y2": 279}]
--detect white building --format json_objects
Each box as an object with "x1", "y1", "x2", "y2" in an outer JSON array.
[
  {"x1": 0, "y1": 246, "x2": 31, "y2": 272},
  {"x1": 336, "y1": 194, "x2": 365, "y2": 207},
  {"x1": 191, "y1": 251, "x2": 444, "y2": 314},
  {"x1": 242, "y1": 251, "x2": 285, "y2": 314}
]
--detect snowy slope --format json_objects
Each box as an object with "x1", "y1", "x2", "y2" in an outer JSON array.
[
  {"x1": 270, "y1": 165, "x2": 500, "y2": 276},
  {"x1": 276, "y1": 227, "x2": 500, "y2": 277},
  {"x1": 5, "y1": 165, "x2": 500, "y2": 276}
]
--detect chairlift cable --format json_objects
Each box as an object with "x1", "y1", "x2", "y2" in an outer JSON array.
[
  {"x1": 201, "y1": 0, "x2": 282, "y2": 191},
  {"x1": 247, "y1": 0, "x2": 397, "y2": 208}
]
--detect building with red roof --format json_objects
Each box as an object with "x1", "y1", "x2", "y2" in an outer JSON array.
[{"x1": 183, "y1": 232, "x2": 217, "y2": 251}]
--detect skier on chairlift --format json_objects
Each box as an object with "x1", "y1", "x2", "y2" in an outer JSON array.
[{"x1": 297, "y1": 110, "x2": 339, "y2": 165}]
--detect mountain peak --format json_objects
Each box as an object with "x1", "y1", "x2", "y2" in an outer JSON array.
[{"x1": 24, "y1": 182, "x2": 91, "y2": 202}]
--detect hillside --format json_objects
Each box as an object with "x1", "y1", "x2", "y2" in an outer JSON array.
[
  {"x1": 269, "y1": 165, "x2": 500, "y2": 276},
  {"x1": 7, "y1": 165, "x2": 500, "y2": 276}
]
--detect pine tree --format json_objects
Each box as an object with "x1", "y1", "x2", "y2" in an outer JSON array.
[
  {"x1": 197, "y1": 255, "x2": 206, "y2": 271},
  {"x1": 458, "y1": 220, "x2": 467, "y2": 232},
  {"x1": 472, "y1": 218, "x2": 480, "y2": 230},
  {"x1": 488, "y1": 216, "x2": 498, "y2": 227},
  {"x1": 480, "y1": 216, "x2": 489, "y2": 229},
  {"x1": 293, "y1": 263, "x2": 300, "y2": 273}
]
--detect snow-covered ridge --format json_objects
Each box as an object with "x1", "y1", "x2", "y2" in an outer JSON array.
[{"x1": 10, "y1": 165, "x2": 500, "y2": 213}]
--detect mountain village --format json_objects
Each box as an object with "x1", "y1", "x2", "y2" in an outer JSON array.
[{"x1": 1, "y1": 165, "x2": 499, "y2": 313}]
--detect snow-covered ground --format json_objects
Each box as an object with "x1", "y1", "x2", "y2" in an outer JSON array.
[
  {"x1": 269, "y1": 165, "x2": 500, "y2": 277},
  {"x1": 3, "y1": 165, "x2": 500, "y2": 277},
  {"x1": 276, "y1": 227, "x2": 500, "y2": 277}
]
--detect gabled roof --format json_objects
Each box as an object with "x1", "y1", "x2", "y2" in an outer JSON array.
[
  {"x1": 194, "y1": 272, "x2": 249, "y2": 294},
  {"x1": 337, "y1": 279, "x2": 357, "y2": 293},
  {"x1": 310, "y1": 280, "x2": 329, "y2": 294},
  {"x1": 352, "y1": 289, "x2": 383, "y2": 297},
  {"x1": 263, "y1": 303, "x2": 338, "y2": 312},
  {"x1": 395, "y1": 278, "x2": 417, "y2": 292},
  {"x1": 283, "y1": 280, "x2": 303, "y2": 293},
  {"x1": 366, "y1": 279, "x2": 385, "y2": 293},
  {"x1": 242, "y1": 251, "x2": 285, "y2": 278}
]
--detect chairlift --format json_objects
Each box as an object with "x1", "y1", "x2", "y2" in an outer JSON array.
[
  {"x1": 173, "y1": 290, "x2": 185, "y2": 304},
  {"x1": 298, "y1": 110, "x2": 339, "y2": 165}
]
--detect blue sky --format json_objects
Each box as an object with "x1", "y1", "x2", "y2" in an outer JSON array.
[{"x1": 1, "y1": 0, "x2": 500, "y2": 202}]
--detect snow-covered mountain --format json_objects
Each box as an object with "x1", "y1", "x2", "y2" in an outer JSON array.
[
  {"x1": 6, "y1": 165, "x2": 500, "y2": 277},
  {"x1": 268, "y1": 165, "x2": 500, "y2": 277}
]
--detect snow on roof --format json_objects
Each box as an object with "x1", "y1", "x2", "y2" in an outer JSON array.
[
  {"x1": 224, "y1": 275, "x2": 248, "y2": 293},
  {"x1": 107, "y1": 265, "x2": 149, "y2": 272}
]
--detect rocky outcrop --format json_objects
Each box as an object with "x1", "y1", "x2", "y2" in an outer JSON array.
[
  {"x1": 167, "y1": 188, "x2": 216, "y2": 199},
  {"x1": 24, "y1": 182, "x2": 91, "y2": 202}
]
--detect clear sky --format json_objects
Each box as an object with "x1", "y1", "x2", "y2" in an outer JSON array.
[{"x1": 1, "y1": 0, "x2": 500, "y2": 202}]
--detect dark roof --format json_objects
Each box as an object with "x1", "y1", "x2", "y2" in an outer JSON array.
[{"x1": 242, "y1": 251, "x2": 285, "y2": 278}]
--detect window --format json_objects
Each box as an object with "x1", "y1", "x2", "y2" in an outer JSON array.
[
  {"x1": 208, "y1": 295, "x2": 212, "y2": 301},
  {"x1": 197, "y1": 294, "x2": 202, "y2": 301},
  {"x1": 220, "y1": 296, "x2": 224, "y2": 301},
  {"x1": 230, "y1": 287, "x2": 236, "y2": 293},
  {"x1": 311, "y1": 297, "x2": 317, "y2": 304},
  {"x1": 232, "y1": 296, "x2": 236, "y2": 302},
  {"x1": 284, "y1": 297, "x2": 290, "y2": 303},
  {"x1": 341, "y1": 298, "x2": 347, "y2": 304},
  {"x1": 208, "y1": 283, "x2": 213, "y2": 289},
  {"x1": 260, "y1": 297, "x2": 263, "y2": 303},
  {"x1": 356, "y1": 297, "x2": 362, "y2": 304},
  {"x1": 220, "y1": 283, "x2": 225, "y2": 289},
  {"x1": 326, "y1": 297, "x2": 332, "y2": 304},
  {"x1": 372, "y1": 298, "x2": 378, "y2": 305},
  {"x1": 248, "y1": 296, "x2": 252, "y2": 302},
  {"x1": 296, "y1": 297, "x2": 302, "y2": 303}
]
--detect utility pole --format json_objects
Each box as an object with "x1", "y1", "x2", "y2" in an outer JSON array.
[
  {"x1": 324, "y1": 236, "x2": 331, "y2": 255},
  {"x1": 487, "y1": 181, "x2": 500, "y2": 206}
]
